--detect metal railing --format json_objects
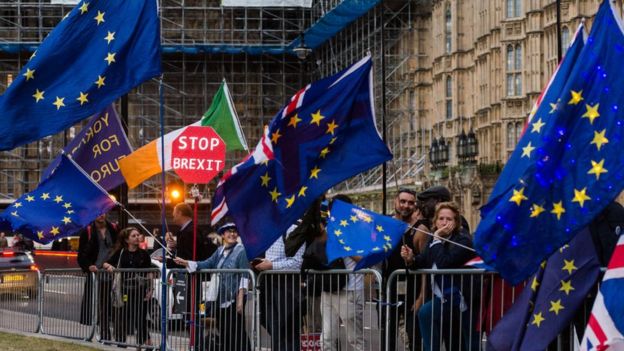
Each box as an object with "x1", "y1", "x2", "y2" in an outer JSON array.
[{"x1": 0, "y1": 267, "x2": 598, "y2": 350}]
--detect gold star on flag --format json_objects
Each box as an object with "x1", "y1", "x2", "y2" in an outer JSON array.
[
  {"x1": 384, "y1": 235, "x2": 392, "y2": 242},
  {"x1": 23, "y1": 68, "x2": 35, "y2": 81},
  {"x1": 376, "y1": 225, "x2": 384, "y2": 232},
  {"x1": 521, "y1": 142, "x2": 535, "y2": 158},
  {"x1": 298, "y1": 186, "x2": 307, "y2": 197},
  {"x1": 549, "y1": 100, "x2": 560, "y2": 113},
  {"x1": 14, "y1": 202, "x2": 22, "y2": 208},
  {"x1": 326, "y1": 121, "x2": 338, "y2": 135},
  {"x1": 285, "y1": 195, "x2": 295, "y2": 208},
  {"x1": 32, "y1": 89, "x2": 45, "y2": 103},
  {"x1": 95, "y1": 75, "x2": 106, "y2": 88},
  {"x1": 531, "y1": 119, "x2": 545, "y2": 133},
  {"x1": 309, "y1": 166, "x2": 321, "y2": 179},
  {"x1": 260, "y1": 172, "x2": 271, "y2": 187},
  {"x1": 79, "y1": 2, "x2": 89, "y2": 14},
  {"x1": 559, "y1": 244, "x2": 570, "y2": 253},
  {"x1": 53, "y1": 97, "x2": 65, "y2": 110},
  {"x1": 54, "y1": 195, "x2": 63, "y2": 203},
  {"x1": 63, "y1": 202, "x2": 72, "y2": 209},
  {"x1": 588, "y1": 159, "x2": 608, "y2": 180},
  {"x1": 37, "y1": 231, "x2": 44, "y2": 240},
  {"x1": 66, "y1": 210, "x2": 74, "y2": 214},
  {"x1": 50, "y1": 226, "x2": 60, "y2": 236},
  {"x1": 76, "y1": 92, "x2": 89, "y2": 105},
  {"x1": 572, "y1": 188, "x2": 591, "y2": 208},
  {"x1": 562, "y1": 259, "x2": 577, "y2": 275},
  {"x1": 551, "y1": 201, "x2": 566, "y2": 220},
  {"x1": 288, "y1": 114, "x2": 301, "y2": 128},
  {"x1": 310, "y1": 110, "x2": 325, "y2": 126},
  {"x1": 104, "y1": 52, "x2": 116, "y2": 65},
  {"x1": 271, "y1": 129, "x2": 282, "y2": 144},
  {"x1": 62, "y1": 217, "x2": 71, "y2": 225},
  {"x1": 350, "y1": 215, "x2": 358, "y2": 223},
  {"x1": 334, "y1": 229, "x2": 342, "y2": 236},
  {"x1": 549, "y1": 299, "x2": 565, "y2": 315},
  {"x1": 320, "y1": 147, "x2": 330, "y2": 158},
  {"x1": 591, "y1": 129, "x2": 609, "y2": 151},
  {"x1": 530, "y1": 204, "x2": 545, "y2": 218},
  {"x1": 560, "y1": 280, "x2": 574, "y2": 295},
  {"x1": 372, "y1": 247, "x2": 380, "y2": 252},
  {"x1": 269, "y1": 187, "x2": 281, "y2": 202},
  {"x1": 339, "y1": 239, "x2": 345, "y2": 244},
  {"x1": 94, "y1": 11, "x2": 105, "y2": 25},
  {"x1": 41, "y1": 193, "x2": 50, "y2": 200},
  {"x1": 531, "y1": 312, "x2": 545, "y2": 327},
  {"x1": 25, "y1": 195, "x2": 35, "y2": 202},
  {"x1": 362, "y1": 215, "x2": 373, "y2": 223},
  {"x1": 568, "y1": 90, "x2": 583, "y2": 105},
  {"x1": 582, "y1": 103, "x2": 600, "y2": 124},
  {"x1": 104, "y1": 31, "x2": 115, "y2": 44},
  {"x1": 340, "y1": 220, "x2": 348, "y2": 227},
  {"x1": 11, "y1": 211, "x2": 18, "y2": 217},
  {"x1": 531, "y1": 276, "x2": 539, "y2": 291},
  {"x1": 329, "y1": 137, "x2": 337, "y2": 145},
  {"x1": 344, "y1": 246, "x2": 352, "y2": 252},
  {"x1": 509, "y1": 188, "x2": 528, "y2": 206}
]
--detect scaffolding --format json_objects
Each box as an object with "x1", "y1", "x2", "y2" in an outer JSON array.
[{"x1": 0, "y1": 0, "x2": 431, "y2": 221}]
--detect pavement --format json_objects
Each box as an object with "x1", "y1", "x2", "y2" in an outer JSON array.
[{"x1": 0, "y1": 326, "x2": 120, "y2": 350}]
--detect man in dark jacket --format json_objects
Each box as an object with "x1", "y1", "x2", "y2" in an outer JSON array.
[{"x1": 76, "y1": 213, "x2": 119, "y2": 341}]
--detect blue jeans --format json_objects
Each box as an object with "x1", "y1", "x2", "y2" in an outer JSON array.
[{"x1": 418, "y1": 295, "x2": 480, "y2": 351}]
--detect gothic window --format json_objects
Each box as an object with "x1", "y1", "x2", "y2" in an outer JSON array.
[
  {"x1": 506, "y1": 44, "x2": 523, "y2": 96},
  {"x1": 446, "y1": 76, "x2": 452, "y2": 119},
  {"x1": 561, "y1": 26, "x2": 570, "y2": 54},
  {"x1": 445, "y1": 7, "x2": 452, "y2": 54},
  {"x1": 506, "y1": 0, "x2": 522, "y2": 18}
]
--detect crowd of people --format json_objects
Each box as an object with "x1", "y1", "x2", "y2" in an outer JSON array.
[{"x1": 70, "y1": 184, "x2": 624, "y2": 351}]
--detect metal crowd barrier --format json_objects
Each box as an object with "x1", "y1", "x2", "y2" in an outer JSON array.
[
  {"x1": 256, "y1": 269, "x2": 382, "y2": 351},
  {"x1": 0, "y1": 267, "x2": 603, "y2": 351},
  {"x1": 0, "y1": 268, "x2": 40, "y2": 333},
  {"x1": 40, "y1": 269, "x2": 94, "y2": 340}
]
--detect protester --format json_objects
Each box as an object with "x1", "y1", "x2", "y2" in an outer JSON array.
[
  {"x1": 318, "y1": 195, "x2": 367, "y2": 351},
  {"x1": 383, "y1": 188, "x2": 425, "y2": 351},
  {"x1": 254, "y1": 224, "x2": 306, "y2": 351},
  {"x1": 103, "y1": 227, "x2": 153, "y2": 349},
  {"x1": 77, "y1": 213, "x2": 119, "y2": 341},
  {"x1": 174, "y1": 222, "x2": 251, "y2": 351},
  {"x1": 0, "y1": 232, "x2": 8, "y2": 249},
  {"x1": 402, "y1": 202, "x2": 477, "y2": 351}
]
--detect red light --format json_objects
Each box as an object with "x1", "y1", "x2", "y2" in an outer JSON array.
[
  {"x1": 30, "y1": 264, "x2": 39, "y2": 271},
  {"x1": 1, "y1": 251, "x2": 15, "y2": 256}
]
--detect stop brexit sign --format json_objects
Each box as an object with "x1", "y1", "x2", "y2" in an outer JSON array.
[{"x1": 171, "y1": 126, "x2": 226, "y2": 184}]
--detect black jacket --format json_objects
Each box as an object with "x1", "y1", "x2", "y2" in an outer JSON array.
[
  {"x1": 77, "y1": 221, "x2": 119, "y2": 273},
  {"x1": 167, "y1": 221, "x2": 217, "y2": 268}
]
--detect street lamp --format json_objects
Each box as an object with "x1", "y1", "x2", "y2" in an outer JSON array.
[
  {"x1": 438, "y1": 137, "x2": 449, "y2": 165},
  {"x1": 457, "y1": 130, "x2": 468, "y2": 160},
  {"x1": 429, "y1": 137, "x2": 439, "y2": 168},
  {"x1": 466, "y1": 128, "x2": 478, "y2": 160}
]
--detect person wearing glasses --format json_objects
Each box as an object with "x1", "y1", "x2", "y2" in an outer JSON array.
[{"x1": 174, "y1": 223, "x2": 251, "y2": 351}]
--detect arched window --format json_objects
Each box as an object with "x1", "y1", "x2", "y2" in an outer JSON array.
[
  {"x1": 506, "y1": 123, "x2": 515, "y2": 149},
  {"x1": 561, "y1": 26, "x2": 570, "y2": 54},
  {"x1": 445, "y1": 7, "x2": 452, "y2": 54},
  {"x1": 446, "y1": 76, "x2": 452, "y2": 119},
  {"x1": 507, "y1": 44, "x2": 523, "y2": 96},
  {"x1": 515, "y1": 122, "x2": 523, "y2": 145}
]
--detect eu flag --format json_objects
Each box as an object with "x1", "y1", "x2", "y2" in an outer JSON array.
[
  {"x1": 0, "y1": 154, "x2": 116, "y2": 244},
  {"x1": 483, "y1": 23, "x2": 586, "y2": 212},
  {"x1": 475, "y1": 1, "x2": 624, "y2": 283},
  {"x1": 211, "y1": 56, "x2": 392, "y2": 259},
  {"x1": 0, "y1": 0, "x2": 161, "y2": 151},
  {"x1": 487, "y1": 228, "x2": 600, "y2": 350},
  {"x1": 326, "y1": 200, "x2": 408, "y2": 270}
]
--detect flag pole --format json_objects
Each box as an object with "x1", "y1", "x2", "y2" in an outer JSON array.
[
  {"x1": 380, "y1": 1, "x2": 388, "y2": 216},
  {"x1": 556, "y1": 0, "x2": 562, "y2": 62},
  {"x1": 158, "y1": 74, "x2": 168, "y2": 351}
]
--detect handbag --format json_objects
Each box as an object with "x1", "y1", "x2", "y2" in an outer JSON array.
[
  {"x1": 111, "y1": 249, "x2": 124, "y2": 308},
  {"x1": 205, "y1": 273, "x2": 220, "y2": 302}
]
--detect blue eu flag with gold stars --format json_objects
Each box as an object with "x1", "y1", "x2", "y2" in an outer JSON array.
[
  {"x1": 475, "y1": 0, "x2": 624, "y2": 284},
  {"x1": 0, "y1": 0, "x2": 161, "y2": 151},
  {"x1": 326, "y1": 200, "x2": 408, "y2": 270},
  {"x1": 0, "y1": 154, "x2": 116, "y2": 244},
  {"x1": 486, "y1": 228, "x2": 600, "y2": 350},
  {"x1": 211, "y1": 56, "x2": 392, "y2": 259}
]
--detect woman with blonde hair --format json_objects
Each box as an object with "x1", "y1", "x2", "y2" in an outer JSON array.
[{"x1": 401, "y1": 202, "x2": 477, "y2": 351}]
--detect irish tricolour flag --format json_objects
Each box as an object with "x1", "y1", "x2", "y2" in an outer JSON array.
[{"x1": 119, "y1": 80, "x2": 247, "y2": 188}]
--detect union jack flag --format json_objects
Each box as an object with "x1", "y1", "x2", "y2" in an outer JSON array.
[{"x1": 581, "y1": 232, "x2": 624, "y2": 351}]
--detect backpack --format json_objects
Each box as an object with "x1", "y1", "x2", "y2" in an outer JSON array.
[{"x1": 301, "y1": 238, "x2": 347, "y2": 296}]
